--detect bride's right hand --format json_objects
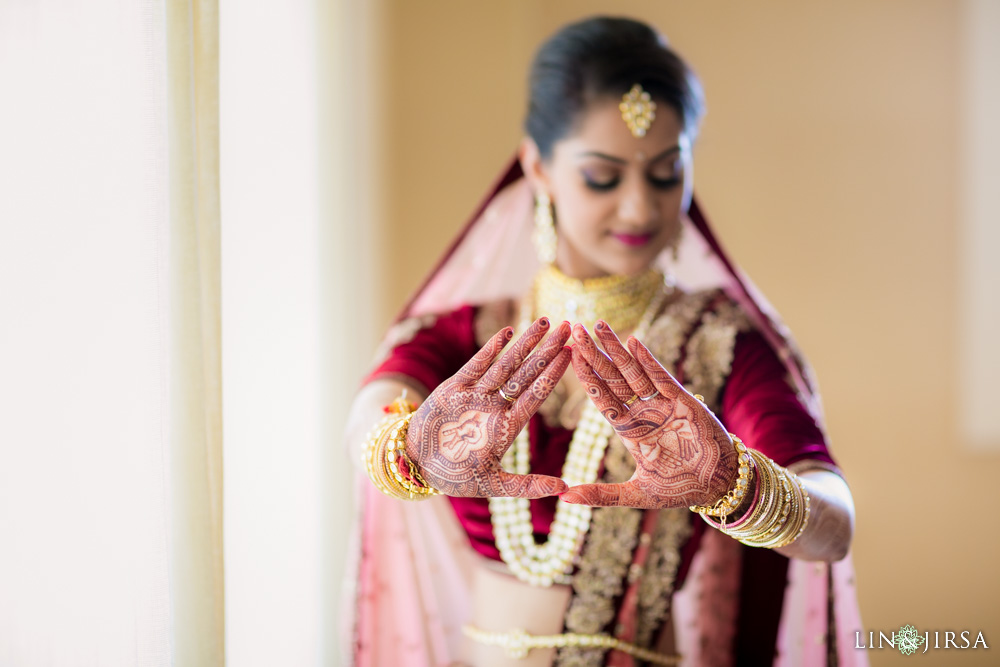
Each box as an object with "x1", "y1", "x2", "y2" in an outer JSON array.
[{"x1": 405, "y1": 317, "x2": 571, "y2": 498}]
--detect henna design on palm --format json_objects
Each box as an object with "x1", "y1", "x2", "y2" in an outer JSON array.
[
  {"x1": 405, "y1": 318, "x2": 573, "y2": 498},
  {"x1": 560, "y1": 321, "x2": 739, "y2": 509}
]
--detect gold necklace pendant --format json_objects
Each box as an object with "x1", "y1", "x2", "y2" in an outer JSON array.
[{"x1": 489, "y1": 274, "x2": 672, "y2": 587}]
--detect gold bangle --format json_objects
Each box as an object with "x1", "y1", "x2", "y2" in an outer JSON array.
[
  {"x1": 462, "y1": 626, "x2": 681, "y2": 665},
  {"x1": 709, "y1": 448, "x2": 776, "y2": 539},
  {"x1": 740, "y1": 472, "x2": 793, "y2": 547},
  {"x1": 689, "y1": 434, "x2": 752, "y2": 516},
  {"x1": 363, "y1": 415, "x2": 408, "y2": 499},
  {"x1": 759, "y1": 472, "x2": 811, "y2": 549},
  {"x1": 709, "y1": 450, "x2": 811, "y2": 549},
  {"x1": 386, "y1": 414, "x2": 441, "y2": 498},
  {"x1": 728, "y1": 451, "x2": 789, "y2": 544},
  {"x1": 362, "y1": 393, "x2": 441, "y2": 500}
]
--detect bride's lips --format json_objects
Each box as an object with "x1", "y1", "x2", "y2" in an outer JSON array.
[{"x1": 611, "y1": 231, "x2": 655, "y2": 247}]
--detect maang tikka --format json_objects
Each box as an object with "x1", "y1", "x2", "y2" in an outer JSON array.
[
  {"x1": 532, "y1": 192, "x2": 557, "y2": 264},
  {"x1": 620, "y1": 84, "x2": 656, "y2": 138}
]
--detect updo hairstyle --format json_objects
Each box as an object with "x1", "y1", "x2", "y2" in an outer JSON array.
[{"x1": 525, "y1": 16, "x2": 705, "y2": 159}]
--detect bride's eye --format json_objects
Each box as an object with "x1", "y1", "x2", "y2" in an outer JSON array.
[
  {"x1": 581, "y1": 168, "x2": 620, "y2": 192},
  {"x1": 648, "y1": 159, "x2": 682, "y2": 190},
  {"x1": 649, "y1": 175, "x2": 681, "y2": 190}
]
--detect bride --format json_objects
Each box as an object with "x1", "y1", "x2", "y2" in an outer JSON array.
[{"x1": 344, "y1": 16, "x2": 864, "y2": 667}]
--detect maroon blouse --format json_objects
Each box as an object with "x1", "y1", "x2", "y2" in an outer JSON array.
[{"x1": 366, "y1": 303, "x2": 838, "y2": 564}]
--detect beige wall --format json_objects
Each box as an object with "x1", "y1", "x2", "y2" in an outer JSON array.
[{"x1": 375, "y1": 2, "x2": 998, "y2": 664}]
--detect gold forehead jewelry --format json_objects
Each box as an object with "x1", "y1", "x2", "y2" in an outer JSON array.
[{"x1": 620, "y1": 84, "x2": 656, "y2": 138}]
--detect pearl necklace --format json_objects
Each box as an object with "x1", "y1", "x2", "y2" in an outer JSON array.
[{"x1": 489, "y1": 269, "x2": 670, "y2": 587}]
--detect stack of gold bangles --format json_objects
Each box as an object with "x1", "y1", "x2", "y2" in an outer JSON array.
[
  {"x1": 363, "y1": 393, "x2": 441, "y2": 500},
  {"x1": 690, "y1": 434, "x2": 811, "y2": 549}
]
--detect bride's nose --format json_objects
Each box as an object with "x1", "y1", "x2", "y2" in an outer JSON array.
[{"x1": 617, "y1": 178, "x2": 658, "y2": 227}]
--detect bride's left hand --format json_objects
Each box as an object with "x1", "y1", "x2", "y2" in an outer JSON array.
[{"x1": 561, "y1": 321, "x2": 740, "y2": 509}]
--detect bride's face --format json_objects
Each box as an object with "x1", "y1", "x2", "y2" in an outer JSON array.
[{"x1": 524, "y1": 97, "x2": 693, "y2": 280}]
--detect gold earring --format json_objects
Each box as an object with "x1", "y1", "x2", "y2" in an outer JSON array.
[{"x1": 533, "y1": 192, "x2": 557, "y2": 264}]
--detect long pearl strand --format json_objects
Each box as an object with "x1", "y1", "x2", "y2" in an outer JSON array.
[{"x1": 489, "y1": 277, "x2": 669, "y2": 587}]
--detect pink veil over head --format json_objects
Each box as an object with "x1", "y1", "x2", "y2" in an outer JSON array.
[{"x1": 350, "y1": 158, "x2": 866, "y2": 666}]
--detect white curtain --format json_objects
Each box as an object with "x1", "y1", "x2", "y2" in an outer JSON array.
[
  {"x1": 0, "y1": 1, "x2": 223, "y2": 666},
  {"x1": 220, "y1": 1, "x2": 380, "y2": 665},
  {"x1": 0, "y1": 0, "x2": 379, "y2": 664}
]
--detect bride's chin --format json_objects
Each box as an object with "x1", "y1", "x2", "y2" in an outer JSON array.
[{"x1": 617, "y1": 251, "x2": 662, "y2": 275}]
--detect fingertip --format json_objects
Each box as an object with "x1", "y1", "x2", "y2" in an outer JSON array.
[
  {"x1": 539, "y1": 316, "x2": 550, "y2": 328},
  {"x1": 551, "y1": 320, "x2": 572, "y2": 342},
  {"x1": 503, "y1": 327, "x2": 514, "y2": 340}
]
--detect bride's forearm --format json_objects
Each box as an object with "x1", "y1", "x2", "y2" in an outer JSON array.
[
  {"x1": 773, "y1": 470, "x2": 854, "y2": 562},
  {"x1": 344, "y1": 378, "x2": 427, "y2": 471},
  {"x1": 702, "y1": 468, "x2": 854, "y2": 562}
]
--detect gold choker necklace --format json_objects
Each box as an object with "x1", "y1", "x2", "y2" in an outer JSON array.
[{"x1": 532, "y1": 265, "x2": 666, "y2": 332}]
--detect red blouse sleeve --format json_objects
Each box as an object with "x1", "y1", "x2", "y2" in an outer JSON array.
[
  {"x1": 719, "y1": 330, "x2": 840, "y2": 473},
  {"x1": 363, "y1": 305, "x2": 479, "y2": 395}
]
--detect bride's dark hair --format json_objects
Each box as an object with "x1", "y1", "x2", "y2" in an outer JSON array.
[{"x1": 525, "y1": 16, "x2": 705, "y2": 158}]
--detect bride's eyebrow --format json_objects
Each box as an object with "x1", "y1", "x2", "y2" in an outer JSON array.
[
  {"x1": 576, "y1": 146, "x2": 681, "y2": 164},
  {"x1": 646, "y1": 146, "x2": 682, "y2": 163},
  {"x1": 577, "y1": 151, "x2": 626, "y2": 164}
]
